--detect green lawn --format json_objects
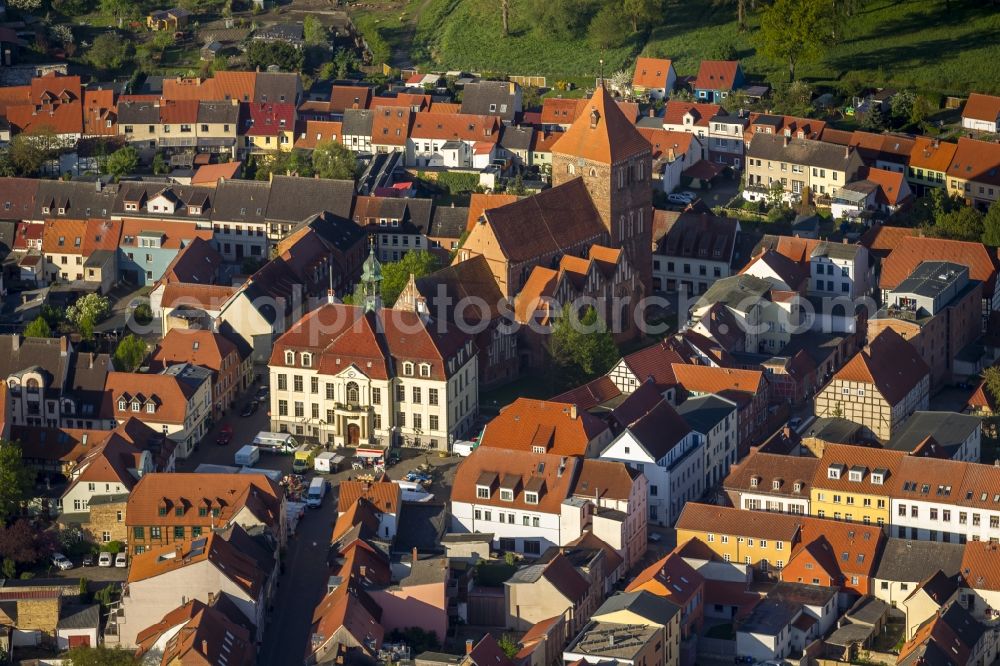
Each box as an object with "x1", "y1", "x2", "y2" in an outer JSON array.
[{"x1": 382, "y1": 0, "x2": 1000, "y2": 97}]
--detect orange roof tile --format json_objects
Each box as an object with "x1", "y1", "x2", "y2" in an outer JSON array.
[
  {"x1": 909, "y1": 137, "x2": 958, "y2": 173},
  {"x1": 880, "y1": 235, "x2": 998, "y2": 296},
  {"x1": 371, "y1": 105, "x2": 412, "y2": 146},
  {"x1": 960, "y1": 541, "x2": 1000, "y2": 590},
  {"x1": 812, "y1": 443, "x2": 907, "y2": 495},
  {"x1": 962, "y1": 92, "x2": 1000, "y2": 123},
  {"x1": 120, "y1": 218, "x2": 212, "y2": 250},
  {"x1": 833, "y1": 329, "x2": 929, "y2": 404},
  {"x1": 662, "y1": 100, "x2": 721, "y2": 128},
  {"x1": 479, "y1": 398, "x2": 608, "y2": 456},
  {"x1": 294, "y1": 120, "x2": 342, "y2": 149},
  {"x1": 693, "y1": 60, "x2": 740, "y2": 92},
  {"x1": 672, "y1": 363, "x2": 765, "y2": 395},
  {"x1": 150, "y1": 329, "x2": 238, "y2": 374},
  {"x1": 410, "y1": 111, "x2": 499, "y2": 142},
  {"x1": 191, "y1": 161, "x2": 242, "y2": 186},
  {"x1": 82, "y1": 219, "x2": 122, "y2": 254},
  {"x1": 465, "y1": 193, "x2": 519, "y2": 232},
  {"x1": 452, "y1": 447, "x2": 580, "y2": 515},
  {"x1": 104, "y1": 371, "x2": 198, "y2": 425},
  {"x1": 540, "y1": 97, "x2": 586, "y2": 125},
  {"x1": 947, "y1": 136, "x2": 1000, "y2": 187},
  {"x1": 551, "y1": 86, "x2": 650, "y2": 164},
  {"x1": 633, "y1": 57, "x2": 674, "y2": 90},
  {"x1": 676, "y1": 503, "x2": 801, "y2": 542},
  {"x1": 636, "y1": 127, "x2": 695, "y2": 160},
  {"x1": 41, "y1": 218, "x2": 87, "y2": 254},
  {"x1": 862, "y1": 166, "x2": 911, "y2": 206},
  {"x1": 160, "y1": 283, "x2": 236, "y2": 310},
  {"x1": 337, "y1": 479, "x2": 401, "y2": 515}
]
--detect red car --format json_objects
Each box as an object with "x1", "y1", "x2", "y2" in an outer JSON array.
[{"x1": 216, "y1": 425, "x2": 233, "y2": 446}]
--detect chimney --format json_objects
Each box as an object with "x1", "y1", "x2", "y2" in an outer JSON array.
[
  {"x1": 175, "y1": 543, "x2": 184, "y2": 559},
  {"x1": 845, "y1": 145, "x2": 851, "y2": 158},
  {"x1": 570, "y1": 404, "x2": 578, "y2": 420},
  {"x1": 466, "y1": 639, "x2": 475, "y2": 655},
  {"x1": 782, "y1": 135, "x2": 789, "y2": 148},
  {"x1": 202, "y1": 640, "x2": 208, "y2": 654},
  {"x1": 11, "y1": 335, "x2": 20, "y2": 351},
  {"x1": 412, "y1": 547, "x2": 418, "y2": 563}
]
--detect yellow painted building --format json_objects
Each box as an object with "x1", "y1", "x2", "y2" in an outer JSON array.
[
  {"x1": 809, "y1": 444, "x2": 905, "y2": 526},
  {"x1": 674, "y1": 503, "x2": 800, "y2": 572}
]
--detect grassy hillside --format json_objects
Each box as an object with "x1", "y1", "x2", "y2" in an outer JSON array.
[{"x1": 392, "y1": 0, "x2": 1000, "y2": 96}]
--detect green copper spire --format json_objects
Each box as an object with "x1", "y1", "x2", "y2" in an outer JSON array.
[{"x1": 360, "y1": 237, "x2": 382, "y2": 313}]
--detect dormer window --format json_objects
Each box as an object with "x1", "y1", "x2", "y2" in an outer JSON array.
[
  {"x1": 750, "y1": 476, "x2": 760, "y2": 488},
  {"x1": 476, "y1": 485, "x2": 490, "y2": 500},
  {"x1": 793, "y1": 482, "x2": 803, "y2": 493},
  {"x1": 525, "y1": 492, "x2": 538, "y2": 505},
  {"x1": 285, "y1": 351, "x2": 295, "y2": 365},
  {"x1": 772, "y1": 479, "x2": 782, "y2": 490},
  {"x1": 500, "y1": 489, "x2": 514, "y2": 502},
  {"x1": 403, "y1": 362, "x2": 414, "y2": 376},
  {"x1": 532, "y1": 446, "x2": 545, "y2": 454},
  {"x1": 848, "y1": 467, "x2": 865, "y2": 482},
  {"x1": 871, "y1": 473, "x2": 884, "y2": 485},
  {"x1": 146, "y1": 403, "x2": 155, "y2": 414},
  {"x1": 419, "y1": 363, "x2": 431, "y2": 377},
  {"x1": 301, "y1": 352, "x2": 312, "y2": 367},
  {"x1": 131, "y1": 400, "x2": 141, "y2": 412},
  {"x1": 828, "y1": 465, "x2": 844, "y2": 480},
  {"x1": 118, "y1": 399, "x2": 127, "y2": 411}
]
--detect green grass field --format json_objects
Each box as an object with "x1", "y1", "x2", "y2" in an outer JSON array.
[{"x1": 354, "y1": 0, "x2": 1000, "y2": 97}]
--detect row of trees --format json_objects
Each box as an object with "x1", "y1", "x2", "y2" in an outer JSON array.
[
  {"x1": 898, "y1": 189, "x2": 1000, "y2": 246},
  {"x1": 522, "y1": 0, "x2": 667, "y2": 48},
  {"x1": 249, "y1": 140, "x2": 358, "y2": 182}
]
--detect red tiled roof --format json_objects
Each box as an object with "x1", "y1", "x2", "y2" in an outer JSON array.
[
  {"x1": 159, "y1": 99, "x2": 199, "y2": 124},
  {"x1": 6, "y1": 101, "x2": 83, "y2": 135},
  {"x1": 371, "y1": 105, "x2": 412, "y2": 146},
  {"x1": 862, "y1": 166, "x2": 911, "y2": 206},
  {"x1": 452, "y1": 447, "x2": 579, "y2": 514},
  {"x1": 160, "y1": 283, "x2": 236, "y2": 310},
  {"x1": 82, "y1": 219, "x2": 123, "y2": 254},
  {"x1": 909, "y1": 137, "x2": 958, "y2": 173},
  {"x1": 150, "y1": 329, "x2": 237, "y2": 374},
  {"x1": 243, "y1": 102, "x2": 294, "y2": 136},
  {"x1": 410, "y1": 111, "x2": 499, "y2": 142},
  {"x1": 103, "y1": 371, "x2": 198, "y2": 425},
  {"x1": 833, "y1": 329, "x2": 929, "y2": 404},
  {"x1": 120, "y1": 219, "x2": 213, "y2": 250},
  {"x1": 551, "y1": 86, "x2": 650, "y2": 164},
  {"x1": 294, "y1": 120, "x2": 342, "y2": 149},
  {"x1": 962, "y1": 92, "x2": 1000, "y2": 123},
  {"x1": 550, "y1": 376, "x2": 622, "y2": 411},
  {"x1": 960, "y1": 540, "x2": 1000, "y2": 591},
  {"x1": 41, "y1": 218, "x2": 87, "y2": 254},
  {"x1": 636, "y1": 127, "x2": 695, "y2": 161},
  {"x1": 947, "y1": 136, "x2": 1000, "y2": 187},
  {"x1": 879, "y1": 235, "x2": 998, "y2": 296},
  {"x1": 662, "y1": 101, "x2": 721, "y2": 128},
  {"x1": 191, "y1": 161, "x2": 242, "y2": 186},
  {"x1": 330, "y1": 85, "x2": 372, "y2": 113},
  {"x1": 337, "y1": 479, "x2": 401, "y2": 515},
  {"x1": 126, "y1": 472, "x2": 282, "y2": 531},
  {"x1": 672, "y1": 363, "x2": 764, "y2": 395},
  {"x1": 676, "y1": 503, "x2": 800, "y2": 542},
  {"x1": 693, "y1": 60, "x2": 740, "y2": 91},
  {"x1": 157, "y1": 236, "x2": 222, "y2": 285},
  {"x1": 83, "y1": 88, "x2": 116, "y2": 136},
  {"x1": 465, "y1": 193, "x2": 519, "y2": 232},
  {"x1": 626, "y1": 551, "x2": 704, "y2": 606},
  {"x1": 633, "y1": 57, "x2": 674, "y2": 90},
  {"x1": 480, "y1": 398, "x2": 608, "y2": 457}
]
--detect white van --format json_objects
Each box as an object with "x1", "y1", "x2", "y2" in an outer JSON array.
[
  {"x1": 235, "y1": 445, "x2": 260, "y2": 467},
  {"x1": 314, "y1": 451, "x2": 342, "y2": 473},
  {"x1": 452, "y1": 440, "x2": 476, "y2": 457},
  {"x1": 306, "y1": 477, "x2": 326, "y2": 508},
  {"x1": 252, "y1": 431, "x2": 297, "y2": 454}
]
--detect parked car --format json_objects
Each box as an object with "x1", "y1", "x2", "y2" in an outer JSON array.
[
  {"x1": 241, "y1": 401, "x2": 259, "y2": 417},
  {"x1": 51, "y1": 553, "x2": 73, "y2": 570},
  {"x1": 98, "y1": 552, "x2": 113, "y2": 567},
  {"x1": 114, "y1": 553, "x2": 127, "y2": 568},
  {"x1": 667, "y1": 191, "x2": 696, "y2": 205},
  {"x1": 82, "y1": 554, "x2": 94, "y2": 567},
  {"x1": 255, "y1": 386, "x2": 269, "y2": 403},
  {"x1": 216, "y1": 424, "x2": 233, "y2": 446}
]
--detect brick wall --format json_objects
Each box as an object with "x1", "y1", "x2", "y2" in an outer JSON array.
[
  {"x1": 84, "y1": 500, "x2": 128, "y2": 544},
  {"x1": 17, "y1": 597, "x2": 60, "y2": 637}
]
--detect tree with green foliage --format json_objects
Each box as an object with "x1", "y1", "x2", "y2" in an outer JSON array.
[
  {"x1": 589, "y1": 4, "x2": 629, "y2": 48},
  {"x1": 152, "y1": 151, "x2": 169, "y2": 175},
  {"x1": 2, "y1": 558, "x2": 15, "y2": 578},
  {"x1": 497, "y1": 634, "x2": 520, "y2": 659},
  {"x1": 99, "y1": 0, "x2": 138, "y2": 26},
  {"x1": 132, "y1": 303, "x2": 153, "y2": 326},
  {"x1": 984, "y1": 366, "x2": 1000, "y2": 405},
  {"x1": 24, "y1": 317, "x2": 52, "y2": 338},
  {"x1": 982, "y1": 202, "x2": 1000, "y2": 247},
  {"x1": 304, "y1": 15, "x2": 329, "y2": 45},
  {"x1": 87, "y1": 33, "x2": 133, "y2": 73},
  {"x1": 548, "y1": 305, "x2": 619, "y2": 390},
  {"x1": 381, "y1": 251, "x2": 441, "y2": 306},
  {"x1": 623, "y1": 0, "x2": 664, "y2": 32},
  {"x1": 64, "y1": 645, "x2": 135, "y2": 666},
  {"x1": 333, "y1": 48, "x2": 358, "y2": 80},
  {"x1": 103, "y1": 146, "x2": 138, "y2": 180},
  {"x1": 66, "y1": 293, "x2": 110, "y2": 340},
  {"x1": 0, "y1": 444, "x2": 35, "y2": 523},
  {"x1": 8, "y1": 0, "x2": 42, "y2": 12},
  {"x1": 770, "y1": 81, "x2": 814, "y2": 117},
  {"x1": 8, "y1": 129, "x2": 59, "y2": 177},
  {"x1": 113, "y1": 334, "x2": 147, "y2": 372},
  {"x1": 933, "y1": 205, "x2": 984, "y2": 242},
  {"x1": 0, "y1": 519, "x2": 55, "y2": 565},
  {"x1": 757, "y1": 0, "x2": 833, "y2": 82},
  {"x1": 534, "y1": 0, "x2": 597, "y2": 40},
  {"x1": 312, "y1": 140, "x2": 357, "y2": 181},
  {"x1": 247, "y1": 40, "x2": 304, "y2": 72}
]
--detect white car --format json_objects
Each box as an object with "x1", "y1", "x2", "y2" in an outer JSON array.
[
  {"x1": 51, "y1": 553, "x2": 73, "y2": 570},
  {"x1": 98, "y1": 552, "x2": 113, "y2": 567},
  {"x1": 667, "y1": 191, "x2": 696, "y2": 205},
  {"x1": 114, "y1": 552, "x2": 127, "y2": 568}
]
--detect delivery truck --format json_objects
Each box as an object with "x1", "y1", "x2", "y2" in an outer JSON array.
[{"x1": 234, "y1": 445, "x2": 260, "y2": 467}]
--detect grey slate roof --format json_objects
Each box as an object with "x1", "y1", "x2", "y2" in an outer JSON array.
[
  {"x1": 694, "y1": 273, "x2": 772, "y2": 313},
  {"x1": 0, "y1": 335, "x2": 71, "y2": 392},
  {"x1": 873, "y1": 538, "x2": 965, "y2": 583},
  {"x1": 428, "y1": 205, "x2": 468, "y2": 240},
  {"x1": 748, "y1": 133, "x2": 863, "y2": 172},
  {"x1": 211, "y1": 179, "x2": 271, "y2": 223},
  {"x1": 117, "y1": 101, "x2": 161, "y2": 125},
  {"x1": 342, "y1": 108, "x2": 374, "y2": 137},
  {"x1": 198, "y1": 101, "x2": 240, "y2": 124},
  {"x1": 34, "y1": 180, "x2": 118, "y2": 219},
  {"x1": 677, "y1": 394, "x2": 736, "y2": 434},
  {"x1": 887, "y1": 411, "x2": 982, "y2": 456},
  {"x1": 499, "y1": 125, "x2": 532, "y2": 151},
  {"x1": 254, "y1": 71, "x2": 300, "y2": 104},
  {"x1": 58, "y1": 603, "x2": 100, "y2": 630},
  {"x1": 804, "y1": 416, "x2": 862, "y2": 443},
  {"x1": 461, "y1": 80, "x2": 519, "y2": 121},
  {"x1": 266, "y1": 176, "x2": 355, "y2": 223},
  {"x1": 593, "y1": 590, "x2": 680, "y2": 624}
]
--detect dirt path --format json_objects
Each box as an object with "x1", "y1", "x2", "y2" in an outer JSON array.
[{"x1": 388, "y1": 0, "x2": 436, "y2": 68}]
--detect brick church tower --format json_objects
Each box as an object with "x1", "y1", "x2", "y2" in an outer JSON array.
[{"x1": 551, "y1": 85, "x2": 653, "y2": 292}]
